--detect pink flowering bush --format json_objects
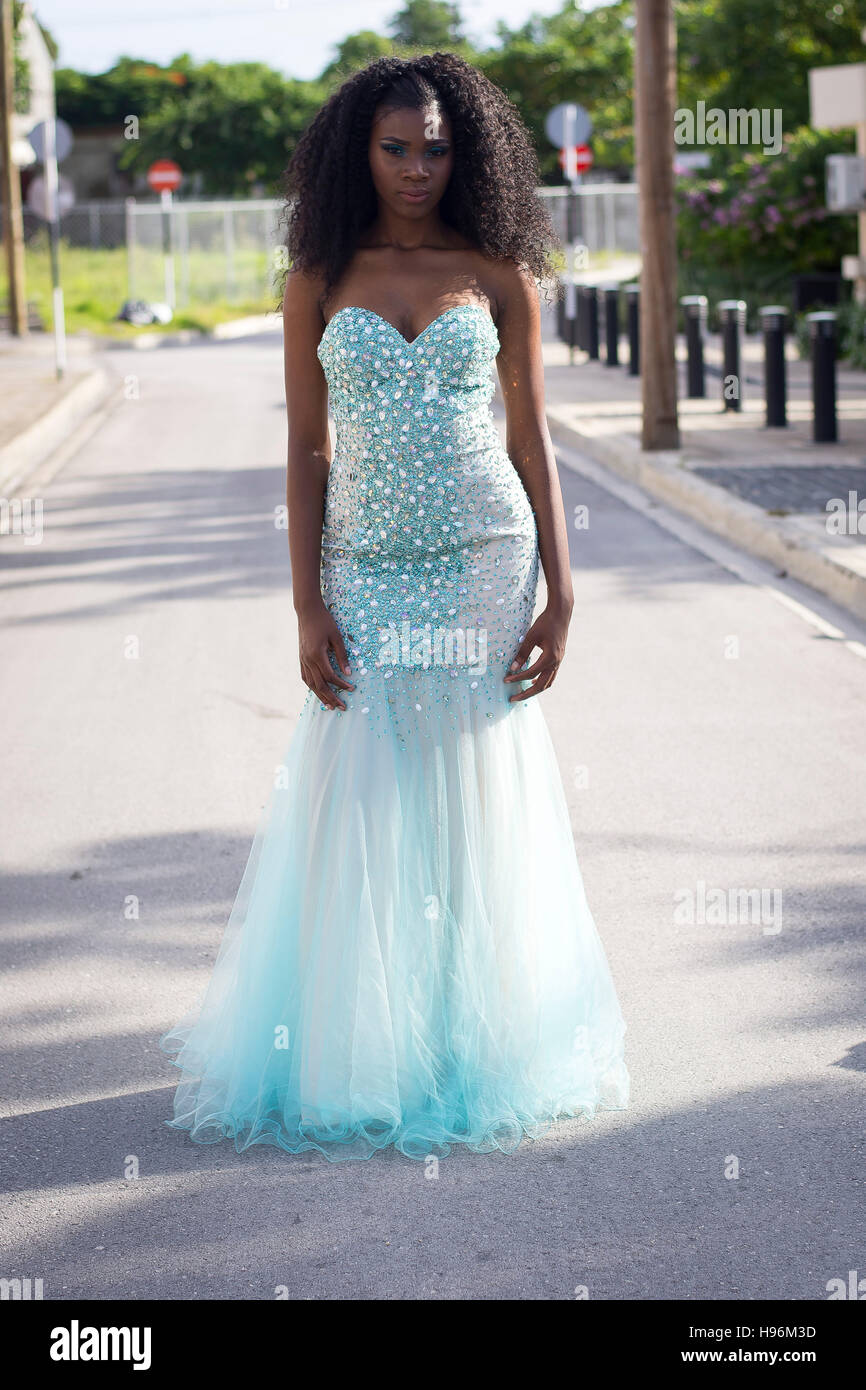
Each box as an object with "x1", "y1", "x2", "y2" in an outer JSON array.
[{"x1": 676, "y1": 127, "x2": 856, "y2": 322}]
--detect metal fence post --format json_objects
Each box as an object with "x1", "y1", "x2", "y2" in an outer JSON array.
[{"x1": 124, "y1": 196, "x2": 136, "y2": 300}]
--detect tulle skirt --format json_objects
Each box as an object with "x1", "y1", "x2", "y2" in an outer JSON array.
[{"x1": 159, "y1": 677, "x2": 629, "y2": 1161}]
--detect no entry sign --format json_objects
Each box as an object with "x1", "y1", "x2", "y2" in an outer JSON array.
[
  {"x1": 558, "y1": 145, "x2": 594, "y2": 175},
  {"x1": 147, "y1": 159, "x2": 183, "y2": 193}
]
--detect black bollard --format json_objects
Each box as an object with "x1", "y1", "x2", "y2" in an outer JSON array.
[
  {"x1": 584, "y1": 285, "x2": 600, "y2": 360},
  {"x1": 807, "y1": 310, "x2": 838, "y2": 443},
  {"x1": 558, "y1": 276, "x2": 578, "y2": 349},
  {"x1": 601, "y1": 283, "x2": 620, "y2": 366},
  {"x1": 576, "y1": 285, "x2": 587, "y2": 352},
  {"x1": 624, "y1": 283, "x2": 639, "y2": 375},
  {"x1": 680, "y1": 295, "x2": 707, "y2": 397},
  {"x1": 759, "y1": 305, "x2": 788, "y2": 428},
  {"x1": 717, "y1": 299, "x2": 747, "y2": 411}
]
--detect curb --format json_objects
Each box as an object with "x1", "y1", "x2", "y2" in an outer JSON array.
[
  {"x1": 118, "y1": 312, "x2": 280, "y2": 351},
  {"x1": 546, "y1": 407, "x2": 866, "y2": 623},
  {"x1": 0, "y1": 365, "x2": 116, "y2": 497}
]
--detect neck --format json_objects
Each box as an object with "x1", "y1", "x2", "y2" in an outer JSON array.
[{"x1": 362, "y1": 205, "x2": 448, "y2": 252}]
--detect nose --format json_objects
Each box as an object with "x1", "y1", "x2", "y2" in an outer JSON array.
[{"x1": 402, "y1": 155, "x2": 429, "y2": 182}]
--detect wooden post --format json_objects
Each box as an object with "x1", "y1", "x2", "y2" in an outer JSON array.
[
  {"x1": 0, "y1": 0, "x2": 27, "y2": 336},
  {"x1": 856, "y1": 121, "x2": 866, "y2": 306},
  {"x1": 635, "y1": 0, "x2": 678, "y2": 448}
]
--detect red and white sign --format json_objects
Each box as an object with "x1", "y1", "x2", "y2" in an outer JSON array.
[
  {"x1": 147, "y1": 159, "x2": 183, "y2": 193},
  {"x1": 558, "y1": 144, "x2": 593, "y2": 175}
]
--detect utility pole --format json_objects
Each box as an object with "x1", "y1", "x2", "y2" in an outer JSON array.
[
  {"x1": 635, "y1": 0, "x2": 678, "y2": 448},
  {"x1": 0, "y1": 0, "x2": 27, "y2": 336}
]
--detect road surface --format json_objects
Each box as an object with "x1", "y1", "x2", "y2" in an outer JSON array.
[{"x1": 1, "y1": 328, "x2": 864, "y2": 1300}]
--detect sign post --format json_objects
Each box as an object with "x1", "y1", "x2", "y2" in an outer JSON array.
[
  {"x1": 147, "y1": 160, "x2": 183, "y2": 309},
  {"x1": 546, "y1": 102, "x2": 593, "y2": 362},
  {"x1": 29, "y1": 115, "x2": 73, "y2": 378}
]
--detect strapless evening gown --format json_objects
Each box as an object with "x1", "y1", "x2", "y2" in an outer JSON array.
[{"x1": 159, "y1": 303, "x2": 629, "y2": 1161}]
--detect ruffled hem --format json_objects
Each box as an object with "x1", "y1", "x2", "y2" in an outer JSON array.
[{"x1": 159, "y1": 1044, "x2": 630, "y2": 1162}]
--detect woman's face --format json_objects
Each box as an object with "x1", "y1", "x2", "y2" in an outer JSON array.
[{"x1": 368, "y1": 102, "x2": 454, "y2": 218}]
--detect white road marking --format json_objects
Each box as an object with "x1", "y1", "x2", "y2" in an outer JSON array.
[{"x1": 554, "y1": 438, "x2": 866, "y2": 663}]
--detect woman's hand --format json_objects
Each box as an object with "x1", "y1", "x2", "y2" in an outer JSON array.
[
  {"x1": 503, "y1": 602, "x2": 572, "y2": 702},
  {"x1": 297, "y1": 599, "x2": 355, "y2": 710}
]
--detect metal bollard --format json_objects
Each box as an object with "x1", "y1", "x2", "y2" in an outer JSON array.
[
  {"x1": 558, "y1": 277, "x2": 578, "y2": 350},
  {"x1": 583, "y1": 284, "x2": 600, "y2": 360},
  {"x1": 576, "y1": 285, "x2": 588, "y2": 351},
  {"x1": 600, "y1": 283, "x2": 620, "y2": 366},
  {"x1": 807, "y1": 310, "x2": 838, "y2": 443},
  {"x1": 759, "y1": 305, "x2": 788, "y2": 428},
  {"x1": 717, "y1": 299, "x2": 747, "y2": 411},
  {"x1": 624, "y1": 283, "x2": 639, "y2": 375},
  {"x1": 680, "y1": 295, "x2": 707, "y2": 397}
]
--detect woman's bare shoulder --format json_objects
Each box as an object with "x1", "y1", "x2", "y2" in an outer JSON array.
[
  {"x1": 282, "y1": 265, "x2": 328, "y2": 319},
  {"x1": 475, "y1": 254, "x2": 537, "y2": 322}
]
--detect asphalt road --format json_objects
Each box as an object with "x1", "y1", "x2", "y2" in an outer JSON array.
[{"x1": 1, "y1": 328, "x2": 864, "y2": 1300}]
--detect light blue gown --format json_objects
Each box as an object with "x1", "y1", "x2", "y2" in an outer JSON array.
[{"x1": 160, "y1": 303, "x2": 629, "y2": 1160}]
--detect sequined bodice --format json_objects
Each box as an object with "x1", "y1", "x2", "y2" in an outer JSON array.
[
  {"x1": 317, "y1": 303, "x2": 500, "y2": 416},
  {"x1": 314, "y1": 303, "x2": 539, "y2": 738}
]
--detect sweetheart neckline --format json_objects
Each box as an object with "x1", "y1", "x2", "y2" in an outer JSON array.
[{"x1": 320, "y1": 303, "x2": 498, "y2": 350}]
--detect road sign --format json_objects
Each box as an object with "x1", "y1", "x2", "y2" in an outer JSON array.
[
  {"x1": 559, "y1": 145, "x2": 594, "y2": 175},
  {"x1": 147, "y1": 159, "x2": 183, "y2": 193},
  {"x1": 26, "y1": 173, "x2": 75, "y2": 220},
  {"x1": 28, "y1": 118, "x2": 73, "y2": 164},
  {"x1": 545, "y1": 102, "x2": 593, "y2": 148}
]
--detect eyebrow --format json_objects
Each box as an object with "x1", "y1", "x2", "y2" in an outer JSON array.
[{"x1": 378, "y1": 133, "x2": 451, "y2": 144}]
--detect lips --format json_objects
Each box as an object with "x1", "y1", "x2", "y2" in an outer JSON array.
[{"x1": 400, "y1": 189, "x2": 430, "y2": 202}]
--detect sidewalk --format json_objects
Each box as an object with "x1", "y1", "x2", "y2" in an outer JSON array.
[
  {"x1": 0, "y1": 331, "x2": 117, "y2": 495},
  {"x1": 543, "y1": 329, "x2": 866, "y2": 621}
]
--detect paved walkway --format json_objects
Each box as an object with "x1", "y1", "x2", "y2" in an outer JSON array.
[{"x1": 538, "y1": 308, "x2": 866, "y2": 617}]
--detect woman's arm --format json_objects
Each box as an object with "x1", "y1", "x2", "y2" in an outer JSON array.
[
  {"x1": 494, "y1": 261, "x2": 574, "y2": 701},
  {"x1": 282, "y1": 269, "x2": 354, "y2": 710}
]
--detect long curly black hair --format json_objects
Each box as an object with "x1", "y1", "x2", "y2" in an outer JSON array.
[{"x1": 279, "y1": 52, "x2": 560, "y2": 308}]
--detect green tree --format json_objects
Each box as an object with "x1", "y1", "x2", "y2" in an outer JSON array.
[
  {"x1": 57, "y1": 56, "x2": 198, "y2": 127},
  {"x1": 481, "y1": 1, "x2": 634, "y2": 181},
  {"x1": 319, "y1": 31, "x2": 396, "y2": 85},
  {"x1": 388, "y1": 0, "x2": 464, "y2": 49},
  {"x1": 113, "y1": 61, "x2": 327, "y2": 196},
  {"x1": 676, "y1": 0, "x2": 864, "y2": 137}
]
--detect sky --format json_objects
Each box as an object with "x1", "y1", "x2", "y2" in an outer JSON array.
[{"x1": 32, "y1": 0, "x2": 571, "y2": 80}]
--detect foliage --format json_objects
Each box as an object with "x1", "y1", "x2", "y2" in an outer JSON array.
[
  {"x1": 675, "y1": 0, "x2": 864, "y2": 139},
  {"x1": 481, "y1": 1, "x2": 635, "y2": 182},
  {"x1": 388, "y1": 0, "x2": 465, "y2": 48},
  {"x1": 676, "y1": 128, "x2": 857, "y2": 325},
  {"x1": 118, "y1": 64, "x2": 327, "y2": 198}
]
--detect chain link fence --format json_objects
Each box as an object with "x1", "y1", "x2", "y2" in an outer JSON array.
[
  {"x1": 15, "y1": 187, "x2": 639, "y2": 315},
  {"x1": 536, "y1": 184, "x2": 639, "y2": 257}
]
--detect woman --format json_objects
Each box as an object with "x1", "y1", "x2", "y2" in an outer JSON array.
[{"x1": 160, "y1": 52, "x2": 629, "y2": 1162}]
